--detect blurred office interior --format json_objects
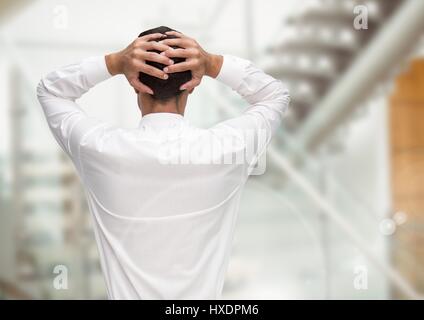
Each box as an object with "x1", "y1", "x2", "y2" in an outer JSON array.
[{"x1": 0, "y1": 0, "x2": 424, "y2": 299}]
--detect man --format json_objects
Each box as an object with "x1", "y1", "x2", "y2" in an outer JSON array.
[{"x1": 37, "y1": 26, "x2": 290, "y2": 299}]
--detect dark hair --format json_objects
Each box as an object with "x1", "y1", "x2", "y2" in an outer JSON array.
[{"x1": 138, "y1": 26, "x2": 192, "y2": 101}]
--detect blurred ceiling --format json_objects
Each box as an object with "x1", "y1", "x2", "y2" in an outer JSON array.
[{"x1": 0, "y1": 0, "x2": 296, "y2": 56}]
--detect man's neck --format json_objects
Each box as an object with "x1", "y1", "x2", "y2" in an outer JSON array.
[
  {"x1": 144, "y1": 96, "x2": 184, "y2": 115},
  {"x1": 150, "y1": 104, "x2": 180, "y2": 114}
]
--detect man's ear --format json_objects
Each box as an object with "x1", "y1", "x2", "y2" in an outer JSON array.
[{"x1": 188, "y1": 88, "x2": 194, "y2": 94}]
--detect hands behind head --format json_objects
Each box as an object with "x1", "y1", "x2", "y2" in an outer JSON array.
[{"x1": 106, "y1": 31, "x2": 217, "y2": 94}]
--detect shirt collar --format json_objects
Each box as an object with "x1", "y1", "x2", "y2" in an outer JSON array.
[{"x1": 138, "y1": 112, "x2": 186, "y2": 129}]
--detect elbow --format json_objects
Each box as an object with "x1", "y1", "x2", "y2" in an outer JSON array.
[
  {"x1": 36, "y1": 78, "x2": 45, "y2": 99},
  {"x1": 277, "y1": 81, "x2": 290, "y2": 113},
  {"x1": 278, "y1": 81, "x2": 290, "y2": 100},
  {"x1": 36, "y1": 77, "x2": 50, "y2": 101},
  {"x1": 283, "y1": 87, "x2": 291, "y2": 106}
]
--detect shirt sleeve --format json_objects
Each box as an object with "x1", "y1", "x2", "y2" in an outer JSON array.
[
  {"x1": 211, "y1": 55, "x2": 290, "y2": 174},
  {"x1": 36, "y1": 56, "x2": 112, "y2": 162}
]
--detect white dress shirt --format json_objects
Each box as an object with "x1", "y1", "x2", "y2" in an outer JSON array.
[{"x1": 36, "y1": 54, "x2": 290, "y2": 299}]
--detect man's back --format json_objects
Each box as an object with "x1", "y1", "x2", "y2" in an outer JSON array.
[
  {"x1": 76, "y1": 113, "x2": 248, "y2": 298},
  {"x1": 82, "y1": 114, "x2": 246, "y2": 217}
]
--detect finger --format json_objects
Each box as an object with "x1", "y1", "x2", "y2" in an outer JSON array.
[
  {"x1": 160, "y1": 37, "x2": 193, "y2": 49},
  {"x1": 180, "y1": 78, "x2": 201, "y2": 91},
  {"x1": 129, "y1": 78, "x2": 153, "y2": 94},
  {"x1": 135, "y1": 50, "x2": 174, "y2": 65},
  {"x1": 162, "y1": 48, "x2": 194, "y2": 59},
  {"x1": 142, "y1": 41, "x2": 170, "y2": 52},
  {"x1": 165, "y1": 30, "x2": 186, "y2": 38},
  {"x1": 163, "y1": 61, "x2": 193, "y2": 73},
  {"x1": 137, "y1": 62, "x2": 169, "y2": 79},
  {"x1": 138, "y1": 32, "x2": 166, "y2": 42}
]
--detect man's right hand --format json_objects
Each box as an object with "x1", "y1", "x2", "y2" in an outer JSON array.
[
  {"x1": 105, "y1": 33, "x2": 174, "y2": 94},
  {"x1": 159, "y1": 31, "x2": 223, "y2": 91}
]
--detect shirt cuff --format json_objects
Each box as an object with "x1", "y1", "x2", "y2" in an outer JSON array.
[
  {"x1": 216, "y1": 55, "x2": 251, "y2": 90},
  {"x1": 81, "y1": 56, "x2": 112, "y2": 86}
]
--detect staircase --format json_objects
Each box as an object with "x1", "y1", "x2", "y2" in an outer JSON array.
[{"x1": 267, "y1": 0, "x2": 405, "y2": 132}]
